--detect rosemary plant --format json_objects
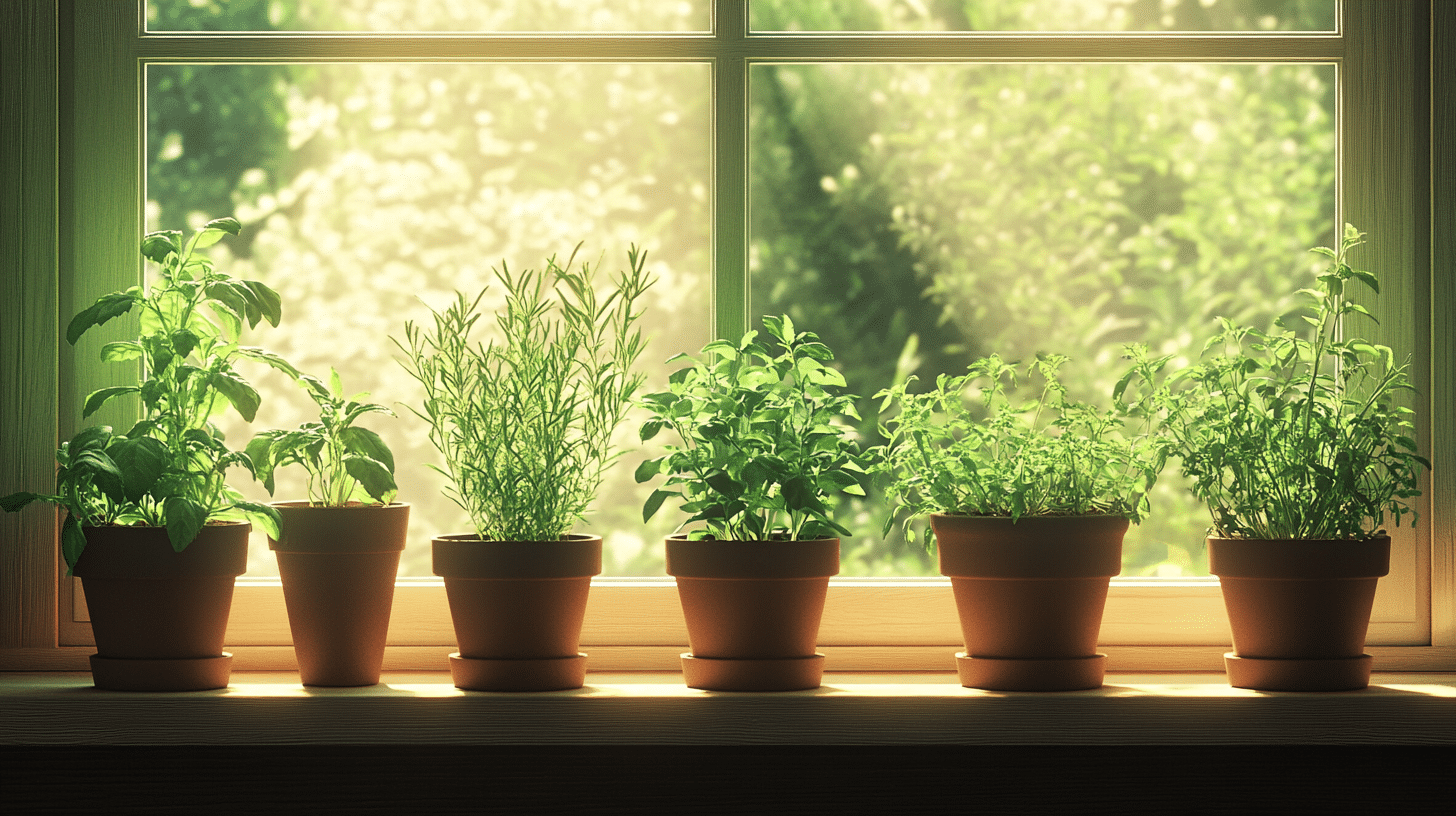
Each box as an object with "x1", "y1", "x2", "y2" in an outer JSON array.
[{"x1": 395, "y1": 246, "x2": 653, "y2": 541}]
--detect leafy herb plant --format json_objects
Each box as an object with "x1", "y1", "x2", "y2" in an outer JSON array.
[
  {"x1": 1117, "y1": 225, "x2": 1428, "y2": 540},
  {"x1": 395, "y1": 246, "x2": 653, "y2": 541},
  {"x1": 246, "y1": 368, "x2": 399, "y2": 507},
  {"x1": 874, "y1": 353, "x2": 1167, "y2": 541},
  {"x1": 1, "y1": 217, "x2": 285, "y2": 567},
  {"x1": 636, "y1": 315, "x2": 874, "y2": 542}
]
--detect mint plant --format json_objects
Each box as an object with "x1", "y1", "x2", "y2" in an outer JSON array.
[
  {"x1": 874, "y1": 353, "x2": 1167, "y2": 543},
  {"x1": 396, "y1": 246, "x2": 652, "y2": 541},
  {"x1": 1, "y1": 217, "x2": 285, "y2": 567},
  {"x1": 246, "y1": 368, "x2": 398, "y2": 507},
  {"x1": 635, "y1": 315, "x2": 874, "y2": 542},
  {"x1": 1118, "y1": 225, "x2": 1428, "y2": 541}
]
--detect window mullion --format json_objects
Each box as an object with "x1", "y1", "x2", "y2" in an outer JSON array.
[{"x1": 711, "y1": 0, "x2": 748, "y2": 340}]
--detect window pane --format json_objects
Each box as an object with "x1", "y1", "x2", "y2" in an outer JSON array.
[
  {"x1": 750, "y1": 0, "x2": 1337, "y2": 33},
  {"x1": 749, "y1": 62, "x2": 1336, "y2": 576},
  {"x1": 147, "y1": 0, "x2": 712, "y2": 33},
  {"x1": 148, "y1": 62, "x2": 711, "y2": 577}
]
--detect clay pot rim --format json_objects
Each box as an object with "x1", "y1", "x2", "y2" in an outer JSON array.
[
  {"x1": 432, "y1": 534, "x2": 603, "y2": 579},
  {"x1": 269, "y1": 502, "x2": 411, "y2": 553},
  {"x1": 665, "y1": 535, "x2": 840, "y2": 580},
  {"x1": 73, "y1": 522, "x2": 251, "y2": 579},
  {"x1": 931, "y1": 513, "x2": 1126, "y2": 579},
  {"x1": 1208, "y1": 535, "x2": 1391, "y2": 580}
]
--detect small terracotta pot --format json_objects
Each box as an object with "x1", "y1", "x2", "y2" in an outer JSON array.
[
  {"x1": 1209, "y1": 536, "x2": 1390, "y2": 691},
  {"x1": 665, "y1": 536, "x2": 838, "y2": 692},
  {"x1": 269, "y1": 502, "x2": 410, "y2": 687},
  {"x1": 432, "y1": 534, "x2": 601, "y2": 691},
  {"x1": 72, "y1": 523, "x2": 250, "y2": 691},
  {"x1": 932, "y1": 514, "x2": 1126, "y2": 691}
]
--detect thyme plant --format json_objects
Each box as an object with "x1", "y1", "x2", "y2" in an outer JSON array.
[
  {"x1": 395, "y1": 246, "x2": 652, "y2": 541},
  {"x1": 875, "y1": 354, "x2": 1166, "y2": 543},
  {"x1": 1118, "y1": 225, "x2": 1428, "y2": 541},
  {"x1": 635, "y1": 315, "x2": 874, "y2": 542},
  {"x1": 1, "y1": 218, "x2": 284, "y2": 566}
]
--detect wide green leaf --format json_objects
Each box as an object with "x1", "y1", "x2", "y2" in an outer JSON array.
[
  {"x1": 81, "y1": 386, "x2": 141, "y2": 419},
  {"x1": 344, "y1": 454, "x2": 398, "y2": 503},
  {"x1": 339, "y1": 426, "x2": 395, "y2": 472},
  {"x1": 163, "y1": 496, "x2": 208, "y2": 551},
  {"x1": 210, "y1": 371, "x2": 262, "y2": 422},
  {"x1": 107, "y1": 436, "x2": 169, "y2": 503}
]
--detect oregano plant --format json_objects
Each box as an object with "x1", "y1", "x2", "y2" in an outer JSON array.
[
  {"x1": 1, "y1": 217, "x2": 285, "y2": 568},
  {"x1": 1117, "y1": 225, "x2": 1428, "y2": 540},
  {"x1": 246, "y1": 368, "x2": 399, "y2": 507},
  {"x1": 635, "y1": 315, "x2": 874, "y2": 542},
  {"x1": 873, "y1": 353, "x2": 1167, "y2": 544},
  {"x1": 395, "y1": 246, "x2": 653, "y2": 541}
]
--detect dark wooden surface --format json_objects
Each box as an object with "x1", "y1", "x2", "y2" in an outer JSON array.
[{"x1": 3, "y1": 745, "x2": 1452, "y2": 815}]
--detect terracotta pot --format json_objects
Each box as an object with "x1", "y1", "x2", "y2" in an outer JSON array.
[
  {"x1": 1209, "y1": 536, "x2": 1390, "y2": 691},
  {"x1": 665, "y1": 536, "x2": 838, "y2": 692},
  {"x1": 432, "y1": 534, "x2": 601, "y2": 691},
  {"x1": 932, "y1": 514, "x2": 1126, "y2": 691},
  {"x1": 72, "y1": 523, "x2": 250, "y2": 691},
  {"x1": 269, "y1": 502, "x2": 410, "y2": 687}
]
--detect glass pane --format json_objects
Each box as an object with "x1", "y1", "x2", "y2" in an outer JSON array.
[
  {"x1": 749, "y1": 62, "x2": 1336, "y2": 576},
  {"x1": 751, "y1": 0, "x2": 1337, "y2": 33},
  {"x1": 148, "y1": 0, "x2": 712, "y2": 34},
  {"x1": 148, "y1": 62, "x2": 711, "y2": 577}
]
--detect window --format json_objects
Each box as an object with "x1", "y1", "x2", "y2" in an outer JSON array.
[{"x1": 1, "y1": 0, "x2": 1449, "y2": 671}]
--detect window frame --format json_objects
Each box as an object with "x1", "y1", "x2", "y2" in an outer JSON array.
[{"x1": 2, "y1": 0, "x2": 1451, "y2": 672}]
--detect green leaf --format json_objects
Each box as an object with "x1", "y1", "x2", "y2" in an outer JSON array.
[
  {"x1": 344, "y1": 454, "x2": 398, "y2": 503},
  {"x1": 634, "y1": 456, "x2": 665, "y2": 483},
  {"x1": 60, "y1": 515, "x2": 87, "y2": 573},
  {"x1": 339, "y1": 426, "x2": 395, "y2": 472},
  {"x1": 210, "y1": 371, "x2": 261, "y2": 422},
  {"x1": 230, "y1": 499, "x2": 280, "y2": 540},
  {"x1": 642, "y1": 489, "x2": 675, "y2": 523},
  {"x1": 239, "y1": 280, "x2": 283, "y2": 327},
  {"x1": 100, "y1": 341, "x2": 144, "y2": 363},
  {"x1": 171, "y1": 328, "x2": 200, "y2": 360},
  {"x1": 67, "y1": 425, "x2": 114, "y2": 456},
  {"x1": 163, "y1": 497, "x2": 208, "y2": 551},
  {"x1": 639, "y1": 418, "x2": 666, "y2": 442},
  {"x1": 0, "y1": 492, "x2": 43, "y2": 513},
  {"x1": 82, "y1": 386, "x2": 141, "y2": 419},
  {"x1": 106, "y1": 436, "x2": 168, "y2": 503},
  {"x1": 140, "y1": 230, "x2": 183, "y2": 264},
  {"x1": 72, "y1": 449, "x2": 126, "y2": 504},
  {"x1": 66, "y1": 289, "x2": 141, "y2": 345}
]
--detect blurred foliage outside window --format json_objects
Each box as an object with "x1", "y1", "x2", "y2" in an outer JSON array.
[{"x1": 146, "y1": 0, "x2": 1334, "y2": 578}]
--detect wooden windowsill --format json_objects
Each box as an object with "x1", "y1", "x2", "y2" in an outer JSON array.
[{"x1": 3, "y1": 671, "x2": 1453, "y2": 746}]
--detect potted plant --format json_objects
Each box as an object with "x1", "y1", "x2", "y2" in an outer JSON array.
[
  {"x1": 636, "y1": 315, "x2": 874, "y2": 691},
  {"x1": 1121, "y1": 225, "x2": 1428, "y2": 691},
  {"x1": 1, "y1": 217, "x2": 284, "y2": 691},
  {"x1": 396, "y1": 246, "x2": 652, "y2": 691},
  {"x1": 874, "y1": 354, "x2": 1166, "y2": 691},
  {"x1": 247, "y1": 368, "x2": 406, "y2": 687}
]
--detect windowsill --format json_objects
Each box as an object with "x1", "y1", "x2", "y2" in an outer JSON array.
[{"x1": 3, "y1": 671, "x2": 1453, "y2": 745}]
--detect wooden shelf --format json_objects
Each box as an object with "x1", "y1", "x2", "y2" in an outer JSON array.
[{"x1": 3, "y1": 671, "x2": 1453, "y2": 745}]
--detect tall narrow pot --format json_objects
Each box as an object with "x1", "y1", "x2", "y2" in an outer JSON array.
[
  {"x1": 73, "y1": 523, "x2": 250, "y2": 691},
  {"x1": 432, "y1": 534, "x2": 601, "y2": 691},
  {"x1": 666, "y1": 536, "x2": 838, "y2": 692},
  {"x1": 1209, "y1": 536, "x2": 1390, "y2": 691},
  {"x1": 269, "y1": 502, "x2": 410, "y2": 687},
  {"x1": 932, "y1": 514, "x2": 1126, "y2": 691}
]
